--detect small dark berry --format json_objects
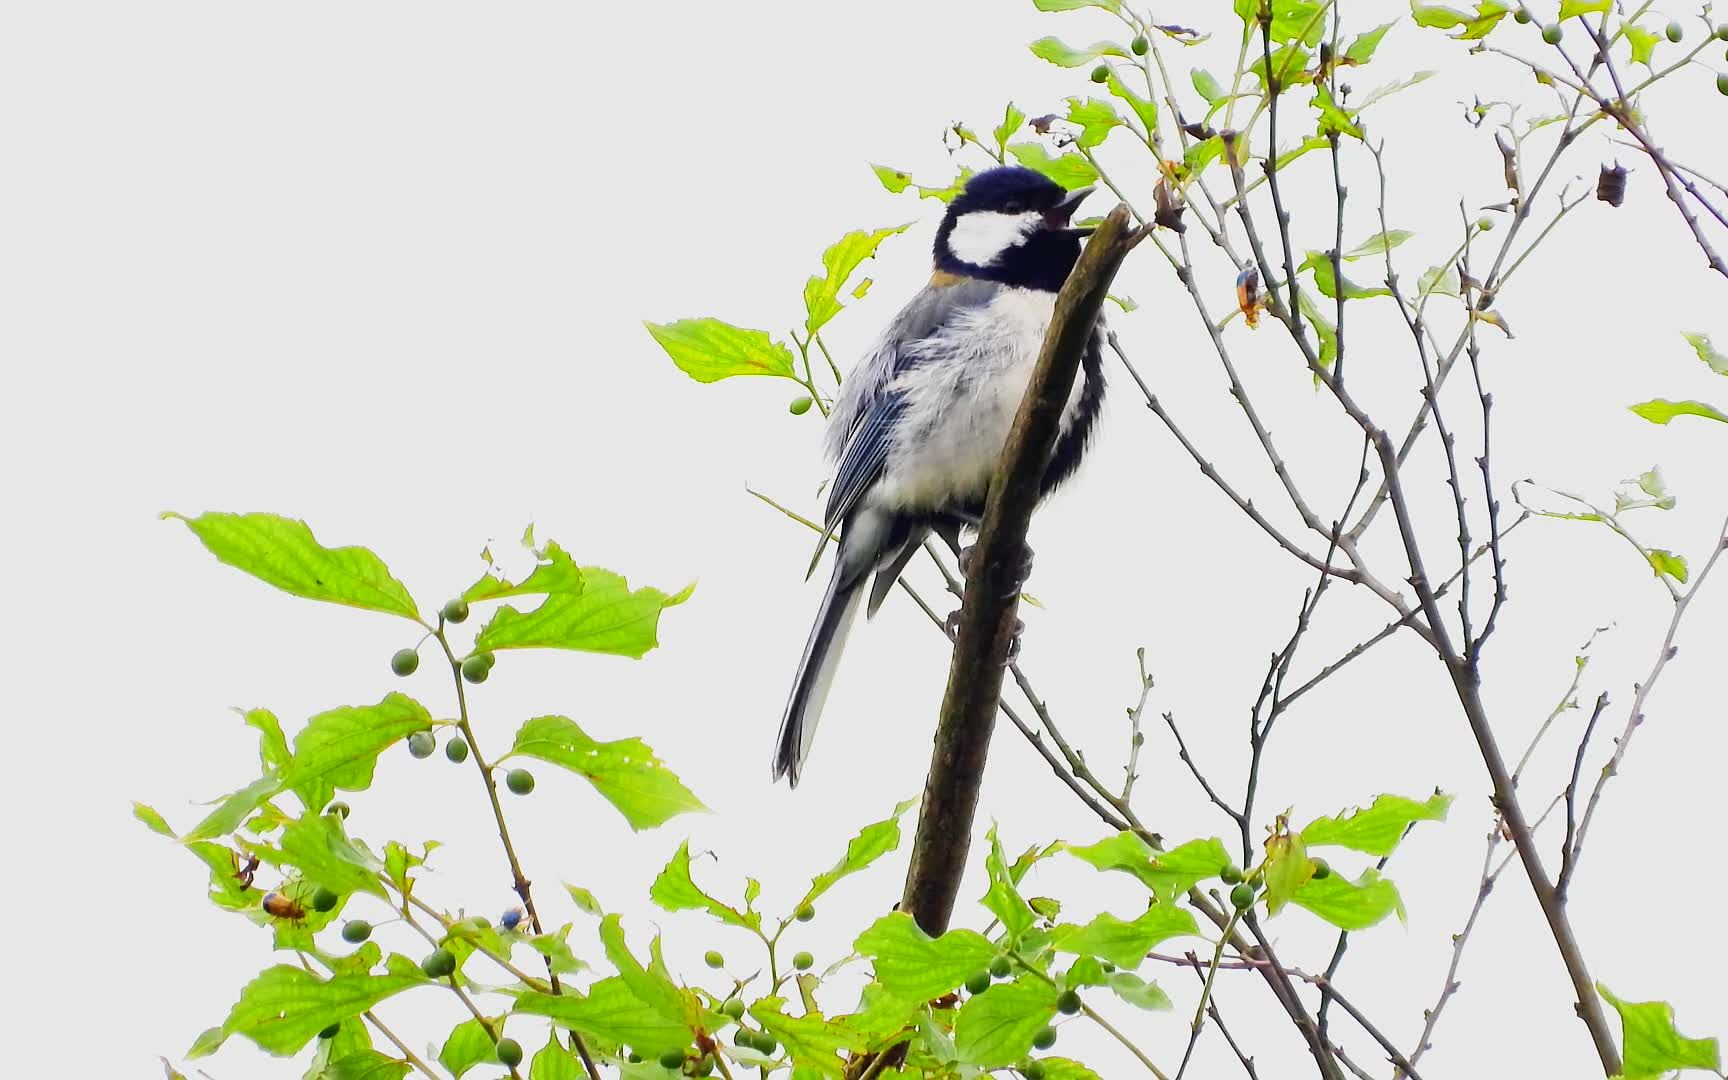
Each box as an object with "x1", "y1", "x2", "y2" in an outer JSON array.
[
  {"x1": 793, "y1": 951, "x2": 814, "y2": 971},
  {"x1": 318, "y1": 1022, "x2": 341, "y2": 1039},
  {"x1": 407, "y1": 731, "x2": 435, "y2": 759},
  {"x1": 1057, "y1": 989, "x2": 1082, "y2": 1015},
  {"x1": 496, "y1": 1038, "x2": 523, "y2": 1067},
  {"x1": 1032, "y1": 1026, "x2": 1058, "y2": 1051},
  {"x1": 704, "y1": 950, "x2": 724, "y2": 969},
  {"x1": 341, "y1": 919, "x2": 372, "y2": 943},
  {"x1": 445, "y1": 737, "x2": 469, "y2": 763},
  {"x1": 311, "y1": 887, "x2": 339, "y2": 913},
  {"x1": 1230, "y1": 882, "x2": 1256, "y2": 909},
  {"x1": 505, "y1": 768, "x2": 535, "y2": 795},
  {"x1": 964, "y1": 971, "x2": 992, "y2": 995},
  {"x1": 421, "y1": 947, "x2": 456, "y2": 979},
  {"x1": 441, "y1": 599, "x2": 469, "y2": 624},
  {"x1": 390, "y1": 648, "x2": 419, "y2": 676}
]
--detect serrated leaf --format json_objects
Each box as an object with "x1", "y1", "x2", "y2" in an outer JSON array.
[
  {"x1": 1346, "y1": 21, "x2": 1396, "y2": 63},
  {"x1": 599, "y1": 915, "x2": 701, "y2": 1029},
  {"x1": 514, "y1": 978, "x2": 689, "y2": 1054},
  {"x1": 1344, "y1": 229, "x2": 1413, "y2": 260},
  {"x1": 1684, "y1": 332, "x2": 1728, "y2": 376},
  {"x1": 437, "y1": 1018, "x2": 496, "y2": 1079},
  {"x1": 993, "y1": 103, "x2": 1027, "y2": 153},
  {"x1": 183, "y1": 775, "x2": 284, "y2": 843},
  {"x1": 953, "y1": 977, "x2": 1059, "y2": 1068},
  {"x1": 750, "y1": 997, "x2": 867, "y2": 1077},
  {"x1": 1108, "y1": 971, "x2": 1172, "y2": 1010},
  {"x1": 1065, "y1": 97, "x2": 1123, "y2": 150},
  {"x1": 1628, "y1": 399, "x2": 1728, "y2": 426},
  {"x1": 1624, "y1": 25, "x2": 1659, "y2": 66},
  {"x1": 463, "y1": 540, "x2": 585, "y2": 604},
  {"x1": 1036, "y1": 1058, "x2": 1106, "y2": 1079},
  {"x1": 1262, "y1": 825, "x2": 1312, "y2": 915},
  {"x1": 1028, "y1": 37, "x2": 1128, "y2": 68},
  {"x1": 1050, "y1": 904, "x2": 1198, "y2": 968},
  {"x1": 804, "y1": 798, "x2": 916, "y2": 907},
  {"x1": 508, "y1": 715, "x2": 705, "y2": 831},
  {"x1": 1289, "y1": 868, "x2": 1405, "y2": 930},
  {"x1": 871, "y1": 164, "x2": 913, "y2": 194},
  {"x1": 164, "y1": 512, "x2": 420, "y2": 621},
  {"x1": 1597, "y1": 984, "x2": 1721, "y2": 1079},
  {"x1": 1301, "y1": 792, "x2": 1452, "y2": 855},
  {"x1": 1558, "y1": 0, "x2": 1609, "y2": 17},
  {"x1": 649, "y1": 840, "x2": 757, "y2": 930},
  {"x1": 1063, "y1": 834, "x2": 1231, "y2": 903},
  {"x1": 1647, "y1": 549, "x2": 1689, "y2": 583},
  {"x1": 1103, "y1": 71, "x2": 1158, "y2": 133},
  {"x1": 644, "y1": 318, "x2": 796, "y2": 383},
  {"x1": 134, "y1": 801, "x2": 175, "y2": 837},
  {"x1": 854, "y1": 913, "x2": 998, "y2": 1002},
  {"x1": 1005, "y1": 143, "x2": 1099, "y2": 190},
  {"x1": 214, "y1": 964, "x2": 425, "y2": 1056},
  {"x1": 1411, "y1": 3, "x2": 1472, "y2": 29},
  {"x1": 1311, "y1": 86, "x2": 1363, "y2": 139},
  {"x1": 1618, "y1": 467, "x2": 1677, "y2": 512},
  {"x1": 804, "y1": 225, "x2": 911, "y2": 334},
  {"x1": 981, "y1": 824, "x2": 1037, "y2": 944},
  {"x1": 244, "y1": 812, "x2": 387, "y2": 898},
  {"x1": 245, "y1": 707, "x2": 293, "y2": 786},
  {"x1": 323, "y1": 1051, "x2": 410, "y2": 1080},
  {"x1": 474, "y1": 568, "x2": 691, "y2": 658},
  {"x1": 529, "y1": 1034, "x2": 580, "y2": 1080},
  {"x1": 282, "y1": 694, "x2": 433, "y2": 810}
]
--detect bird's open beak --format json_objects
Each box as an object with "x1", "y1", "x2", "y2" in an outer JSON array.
[{"x1": 1045, "y1": 185, "x2": 1098, "y2": 234}]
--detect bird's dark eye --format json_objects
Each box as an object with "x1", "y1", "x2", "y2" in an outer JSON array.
[{"x1": 1001, "y1": 200, "x2": 1025, "y2": 213}]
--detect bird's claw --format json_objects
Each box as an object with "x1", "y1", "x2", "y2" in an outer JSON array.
[
  {"x1": 943, "y1": 610, "x2": 1025, "y2": 666},
  {"x1": 957, "y1": 542, "x2": 1036, "y2": 600}
]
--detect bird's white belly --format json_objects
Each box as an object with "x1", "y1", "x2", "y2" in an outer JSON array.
[{"x1": 873, "y1": 287, "x2": 1085, "y2": 512}]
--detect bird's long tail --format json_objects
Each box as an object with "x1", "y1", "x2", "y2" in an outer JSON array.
[{"x1": 773, "y1": 542, "x2": 870, "y2": 787}]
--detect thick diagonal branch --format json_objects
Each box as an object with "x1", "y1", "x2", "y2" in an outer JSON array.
[{"x1": 900, "y1": 205, "x2": 1139, "y2": 933}]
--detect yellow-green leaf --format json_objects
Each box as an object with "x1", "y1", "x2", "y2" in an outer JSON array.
[
  {"x1": 507, "y1": 715, "x2": 705, "y2": 831},
  {"x1": 1597, "y1": 983, "x2": 1721, "y2": 1079},
  {"x1": 643, "y1": 318, "x2": 796, "y2": 383}
]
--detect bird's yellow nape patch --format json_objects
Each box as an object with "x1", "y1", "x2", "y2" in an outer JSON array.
[{"x1": 929, "y1": 269, "x2": 974, "y2": 288}]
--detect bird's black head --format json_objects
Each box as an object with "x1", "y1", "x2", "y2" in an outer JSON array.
[{"x1": 933, "y1": 166, "x2": 1096, "y2": 291}]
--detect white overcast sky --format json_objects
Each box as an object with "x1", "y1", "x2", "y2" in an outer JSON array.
[{"x1": 4, "y1": 2, "x2": 1726, "y2": 1077}]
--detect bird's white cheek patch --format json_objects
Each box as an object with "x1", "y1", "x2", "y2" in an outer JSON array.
[{"x1": 947, "y1": 210, "x2": 1042, "y2": 267}]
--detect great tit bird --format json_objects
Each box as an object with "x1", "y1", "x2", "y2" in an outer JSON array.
[{"x1": 773, "y1": 165, "x2": 1107, "y2": 786}]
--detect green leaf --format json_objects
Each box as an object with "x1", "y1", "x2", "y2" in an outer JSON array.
[
  {"x1": 599, "y1": 914, "x2": 702, "y2": 1029},
  {"x1": 804, "y1": 225, "x2": 911, "y2": 334},
  {"x1": 643, "y1": 318, "x2": 796, "y2": 383},
  {"x1": 1311, "y1": 86, "x2": 1363, "y2": 139},
  {"x1": 1558, "y1": 0, "x2": 1609, "y2": 17},
  {"x1": 649, "y1": 840, "x2": 757, "y2": 930},
  {"x1": 1624, "y1": 25, "x2": 1660, "y2": 66},
  {"x1": 749, "y1": 997, "x2": 867, "y2": 1077},
  {"x1": 1344, "y1": 229, "x2": 1413, "y2": 260},
  {"x1": 1628, "y1": 399, "x2": 1728, "y2": 426},
  {"x1": 1597, "y1": 983, "x2": 1721, "y2": 1079},
  {"x1": 1190, "y1": 68, "x2": 1225, "y2": 104},
  {"x1": 244, "y1": 707, "x2": 293, "y2": 784},
  {"x1": 463, "y1": 540, "x2": 585, "y2": 604},
  {"x1": 993, "y1": 103, "x2": 1028, "y2": 153},
  {"x1": 953, "y1": 977, "x2": 1059, "y2": 1068},
  {"x1": 514, "y1": 978, "x2": 689, "y2": 1054},
  {"x1": 214, "y1": 963, "x2": 425, "y2": 1056},
  {"x1": 244, "y1": 812, "x2": 387, "y2": 898},
  {"x1": 1261, "y1": 826, "x2": 1312, "y2": 916},
  {"x1": 871, "y1": 164, "x2": 913, "y2": 194},
  {"x1": 1303, "y1": 250, "x2": 1390, "y2": 299},
  {"x1": 134, "y1": 801, "x2": 175, "y2": 837},
  {"x1": 1033, "y1": 0, "x2": 1121, "y2": 11},
  {"x1": 1647, "y1": 549, "x2": 1689, "y2": 584},
  {"x1": 474, "y1": 568, "x2": 691, "y2": 659},
  {"x1": 1065, "y1": 97, "x2": 1124, "y2": 150},
  {"x1": 1410, "y1": 3, "x2": 1472, "y2": 29},
  {"x1": 565, "y1": 884, "x2": 604, "y2": 916},
  {"x1": 1005, "y1": 143, "x2": 1099, "y2": 190},
  {"x1": 1684, "y1": 332, "x2": 1728, "y2": 375},
  {"x1": 282, "y1": 694, "x2": 433, "y2": 809},
  {"x1": 1051, "y1": 904, "x2": 1198, "y2": 968},
  {"x1": 1301, "y1": 792, "x2": 1453, "y2": 855},
  {"x1": 183, "y1": 775, "x2": 284, "y2": 843},
  {"x1": 437, "y1": 1018, "x2": 496, "y2": 1078},
  {"x1": 854, "y1": 913, "x2": 998, "y2": 1002},
  {"x1": 163, "y1": 512, "x2": 420, "y2": 621},
  {"x1": 1028, "y1": 37, "x2": 1128, "y2": 68},
  {"x1": 1418, "y1": 263, "x2": 1461, "y2": 298},
  {"x1": 1289, "y1": 868, "x2": 1405, "y2": 930},
  {"x1": 981, "y1": 825, "x2": 1037, "y2": 944},
  {"x1": 1357, "y1": 71, "x2": 1437, "y2": 110},
  {"x1": 1104, "y1": 71, "x2": 1158, "y2": 133},
  {"x1": 1107, "y1": 971, "x2": 1172, "y2": 1011},
  {"x1": 508, "y1": 715, "x2": 704, "y2": 830},
  {"x1": 1298, "y1": 287, "x2": 1339, "y2": 371},
  {"x1": 324, "y1": 1051, "x2": 410, "y2": 1080},
  {"x1": 803, "y1": 798, "x2": 917, "y2": 908},
  {"x1": 529, "y1": 1034, "x2": 580, "y2": 1080},
  {"x1": 1345, "y1": 21, "x2": 1396, "y2": 63},
  {"x1": 1617, "y1": 467, "x2": 1677, "y2": 513},
  {"x1": 1035, "y1": 1059, "x2": 1105, "y2": 1080},
  {"x1": 1063, "y1": 834, "x2": 1231, "y2": 903}
]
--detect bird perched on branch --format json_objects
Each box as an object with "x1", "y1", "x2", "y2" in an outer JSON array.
[{"x1": 774, "y1": 165, "x2": 1107, "y2": 786}]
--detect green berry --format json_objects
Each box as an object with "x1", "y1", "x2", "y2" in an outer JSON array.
[
  {"x1": 420, "y1": 947, "x2": 456, "y2": 979},
  {"x1": 732, "y1": 1031, "x2": 753, "y2": 1048},
  {"x1": 1131, "y1": 34, "x2": 1149, "y2": 55},
  {"x1": 407, "y1": 731, "x2": 436, "y2": 759},
  {"x1": 505, "y1": 768, "x2": 535, "y2": 795},
  {"x1": 1100, "y1": 959, "x2": 1116, "y2": 973},
  {"x1": 704, "y1": 950, "x2": 725, "y2": 969},
  {"x1": 1719, "y1": 71, "x2": 1728, "y2": 96},
  {"x1": 721, "y1": 997, "x2": 746, "y2": 1020},
  {"x1": 628, "y1": 1051, "x2": 644, "y2": 1062},
  {"x1": 326, "y1": 801, "x2": 350, "y2": 818},
  {"x1": 989, "y1": 956, "x2": 1012, "y2": 979},
  {"x1": 318, "y1": 1022, "x2": 341, "y2": 1040},
  {"x1": 789, "y1": 396, "x2": 813, "y2": 415},
  {"x1": 1057, "y1": 989, "x2": 1082, "y2": 1015},
  {"x1": 496, "y1": 1038, "x2": 524, "y2": 1067},
  {"x1": 461, "y1": 654, "x2": 491, "y2": 684},
  {"x1": 1230, "y1": 882, "x2": 1256, "y2": 910},
  {"x1": 964, "y1": 971, "x2": 992, "y2": 995},
  {"x1": 1513, "y1": 6, "x2": 1532, "y2": 23},
  {"x1": 793, "y1": 951, "x2": 814, "y2": 971},
  {"x1": 795, "y1": 904, "x2": 815, "y2": 922},
  {"x1": 1477, "y1": 217, "x2": 1495, "y2": 232},
  {"x1": 311, "y1": 886, "x2": 339, "y2": 913},
  {"x1": 1219, "y1": 863, "x2": 1243, "y2": 884},
  {"x1": 1032, "y1": 1026, "x2": 1058, "y2": 1051},
  {"x1": 1541, "y1": 22, "x2": 1562, "y2": 44},
  {"x1": 341, "y1": 919, "x2": 372, "y2": 943},
  {"x1": 1716, "y1": 23, "x2": 1728, "y2": 40},
  {"x1": 441, "y1": 598, "x2": 469, "y2": 624},
  {"x1": 445, "y1": 736, "x2": 469, "y2": 763},
  {"x1": 1025, "y1": 1063, "x2": 1048, "y2": 1080},
  {"x1": 1666, "y1": 20, "x2": 1683, "y2": 43},
  {"x1": 694, "y1": 1056, "x2": 716, "y2": 1077},
  {"x1": 751, "y1": 1033, "x2": 778, "y2": 1055},
  {"x1": 659, "y1": 1049, "x2": 686, "y2": 1070},
  {"x1": 390, "y1": 648, "x2": 419, "y2": 676},
  {"x1": 1311, "y1": 857, "x2": 1332, "y2": 879},
  {"x1": 1090, "y1": 63, "x2": 1109, "y2": 83}
]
